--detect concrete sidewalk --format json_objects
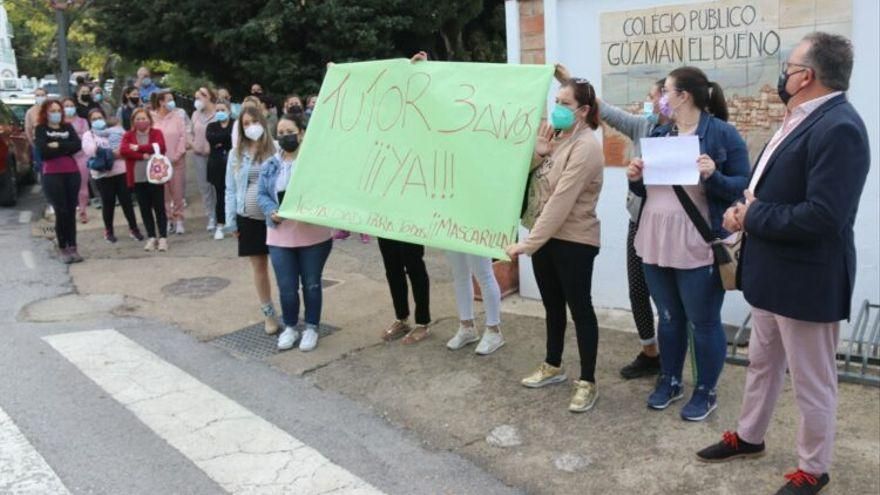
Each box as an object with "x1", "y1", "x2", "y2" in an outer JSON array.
[{"x1": 28, "y1": 174, "x2": 880, "y2": 495}]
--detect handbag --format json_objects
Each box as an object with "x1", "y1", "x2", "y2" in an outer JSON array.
[
  {"x1": 87, "y1": 147, "x2": 115, "y2": 172},
  {"x1": 672, "y1": 186, "x2": 741, "y2": 290},
  {"x1": 146, "y1": 142, "x2": 174, "y2": 185}
]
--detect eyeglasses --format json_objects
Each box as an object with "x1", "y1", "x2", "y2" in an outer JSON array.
[{"x1": 782, "y1": 61, "x2": 812, "y2": 74}]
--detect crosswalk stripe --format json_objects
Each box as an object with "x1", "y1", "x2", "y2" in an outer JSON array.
[
  {"x1": 0, "y1": 406, "x2": 71, "y2": 495},
  {"x1": 43, "y1": 329, "x2": 385, "y2": 495}
]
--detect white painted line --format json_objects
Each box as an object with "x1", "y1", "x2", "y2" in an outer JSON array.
[
  {"x1": 44, "y1": 330, "x2": 385, "y2": 495},
  {"x1": 30, "y1": 184, "x2": 42, "y2": 195},
  {"x1": 18, "y1": 210, "x2": 32, "y2": 224},
  {"x1": 0, "y1": 406, "x2": 71, "y2": 495},
  {"x1": 21, "y1": 250, "x2": 36, "y2": 270}
]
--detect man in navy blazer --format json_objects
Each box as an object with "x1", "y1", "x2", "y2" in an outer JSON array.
[{"x1": 695, "y1": 32, "x2": 870, "y2": 495}]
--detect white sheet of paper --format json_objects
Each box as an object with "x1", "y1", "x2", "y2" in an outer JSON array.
[{"x1": 640, "y1": 135, "x2": 700, "y2": 185}]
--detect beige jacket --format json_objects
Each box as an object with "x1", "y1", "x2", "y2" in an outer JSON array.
[
  {"x1": 25, "y1": 105, "x2": 40, "y2": 144},
  {"x1": 522, "y1": 127, "x2": 604, "y2": 255}
]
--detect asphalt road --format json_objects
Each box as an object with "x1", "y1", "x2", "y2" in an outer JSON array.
[{"x1": 0, "y1": 187, "x2": 521, "y2": 495}]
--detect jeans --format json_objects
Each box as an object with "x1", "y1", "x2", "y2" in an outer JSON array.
[
  {"x1": 134, "y1": 182, "x2": 167, "y2": 238},
  {"x1": 95, "y1": 174, "x2": 138, "y2": 234},
  {"x1": 532, "y1": 238, "x2": 600, "y2": 383},
  {"x1": 377, "y1": 237, "x2": 430, "y2": 325},
  {"x1": 642, "y1": 263, "x2": 726, "y2": 390},
  {"x1": 42, "y1": 171, "x2": 81, "y2": 249},
  {"x1": 268, "y1": 240, "x2": 333, "y2": 327},
  {"x1": 444, "y1": 251, "x2": 501, "y2": 326}
]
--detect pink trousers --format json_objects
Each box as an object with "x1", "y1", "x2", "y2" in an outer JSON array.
[
  {"x1": 76, "y1": 152, "x2": 89, "y2": 215},
  {"x1": 737, "y1": 307, "x2": 839, "y2": 474},
  {"x1": 164, "y1": 159, "x2": 187, "y2": 222}
]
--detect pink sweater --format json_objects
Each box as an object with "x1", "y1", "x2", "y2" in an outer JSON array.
[{"x1": 151, "y1": 109, "x2": 188, "y2": 163}]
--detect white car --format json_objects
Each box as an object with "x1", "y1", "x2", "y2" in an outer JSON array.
[{"x1": 1, "y1": 95, "x2": 35, "y2": 123}]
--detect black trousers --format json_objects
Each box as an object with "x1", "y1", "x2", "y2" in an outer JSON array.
[
  {"x1": 532, "y1": 238, "x2": 600, "y2": 382},
  {"x1": 42, "y1": 172, "x2": 81, "y2": 249},
  {"x1": 377, "y1": 237, "x2": 430, "y2": 325},
  {"x1": 95, "y1": 174, "x2": 138, "y2": 234},
  {"x1": 207, "y1": 156, "x2": 226, "y2": 225},
  {"x1": 626, "y1": 220, "x2": 656, "y2": 344},
  {"x1": 133, "y1": 182, "x2": 167, "y2": 238}
]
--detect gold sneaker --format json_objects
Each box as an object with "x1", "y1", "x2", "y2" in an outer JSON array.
[
  {"x1": 521, "y1": 363, "x2": 567, "y2": 388},
  {"x1": 569, "y1": 380, "x2": 598, "y2": 413}
]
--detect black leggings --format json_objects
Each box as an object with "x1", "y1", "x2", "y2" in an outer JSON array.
[
  {"x1": 42, "y1": 172, "x2": 81, "y2": 249},
  {"x1": 377, "y1": 237, "x2": 430, "y2": 325},
  {"x1": 532, "y1": 238, "x2": 600, "y2": 383},
  {"x1": 133, "y1": 182, "x2": 167, "y2": 238},
  {"x1": 95, "y1": 174, "x2": 138, "y2": 234},
  {"x1": 627, "y1": 221, "x2": 656, "y2": 344},
  {"x1": 207, "y1": 158, "x2": 226, "y2": 225}
]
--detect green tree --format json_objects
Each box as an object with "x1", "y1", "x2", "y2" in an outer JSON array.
[{"x1": 90, "y1": 0, "x2": 505, "y2": 97}]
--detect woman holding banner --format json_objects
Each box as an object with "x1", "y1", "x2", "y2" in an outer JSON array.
[
  {"x1": 627, "y1": 66, "x2": 749, "y2": 422},
  {"x1": 556, "y1": 63, "x2": 666, "y2": 380},
  {"x1": 408, "y1": 51, "x2": 505, "y2": 355},
  {"x1": 257, "y1": 113, "x2": 333, "y2": 352},
  {"x1": 505, "y1": 78, "x2": 604, "y2": 414},
  {"x1": 225, "y1": 106, "x2": 282, "y2": 336}
]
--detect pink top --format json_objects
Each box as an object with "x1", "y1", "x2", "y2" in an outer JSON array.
[
  {"x1": 190, "y1": 109, "x2": 216, "y2": 156},
  {"x1": 151, "y1": 109, "x2": 188, "y2": 163},
  {"x1": 634, "y1": 184, "x2": 714, "y2": 269},
  {"x1": 82, "y1": 128, "x2": 126, "y2": 179},
  {"x1": 68, "y1": 116, "x2": 89, "y2": 170},
  {"x1": 266, "y1": 218, "x2": 333, "y2": 248},
  {"x1": 749, "y1": 91, "x2": 842, "y2": 193}
]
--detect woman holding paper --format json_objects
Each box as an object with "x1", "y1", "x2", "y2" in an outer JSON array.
[
  {"x1": 627, "y1": 66, "x2": 749, "y2": 422},
  {"x1": 257, "y1": 113, "x2": 333, "y2": 352},
  {"x1": 505, "y1": 78, "x2": 604, "y2": 414}
]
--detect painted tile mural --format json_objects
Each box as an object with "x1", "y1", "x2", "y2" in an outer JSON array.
[{"x1": 600, "y1": 0, "x2": 852, "y2": 165}]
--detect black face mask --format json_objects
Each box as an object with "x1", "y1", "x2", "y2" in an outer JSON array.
[
  {"x1": 129, "y1": 97, "x2": 141, "y2": 106},
  {"x1": 777, "y1": 68, "x2": 807, "y2": 105},
  {"x1": 80, "y1": 94, "x2": 92, "y2": 103},
  {"x1": 278, "y1": 134, "x2": 299, "y2": 152}
]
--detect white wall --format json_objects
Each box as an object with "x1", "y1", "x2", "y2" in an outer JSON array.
[{"x1": 514, "y1": 0, "x2": 879, "y2": 328}]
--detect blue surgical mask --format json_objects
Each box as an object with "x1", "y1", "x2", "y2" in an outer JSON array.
[
  {"x1": 91, "y1": 119, "x2": 107, "y2": 130},
  {"x1": 550, "y1": 104, "x2": 576, "y2": 131},
  {"x1": 142, "y1": 77, "x2": 152, "y2": 87},
  {"x1": 94, "y1": 93, "x2": 103, "y2": 102},
  {"x1": 230, "y1": 103, "x2": 242, "y2": 119},
  {"x1": 165, "y1": 100, "x2": 176, "y2": 111},
  {"x1": 48, "y1": 112, "x2": 62, "y2": 124},
  {"x1": 642, "y1": 101, "x2": 658, "y2": 126},
  {"x1": 64, "y1": 107, "x2": 76, "y2": 117},
  {"x1": 35, "y1": 96, "x2": 47, "y2": 106},
  {"x1": 215, "y1": 111, "x2": 229, "y2": 122}
]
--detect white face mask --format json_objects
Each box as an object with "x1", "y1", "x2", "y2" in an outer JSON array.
[
  {"x1": 244, "y1": 123, "x2": 264, "y2": 141},
  {"x1": 194, "y1": 99, "x2": 205, "y2": 111}
]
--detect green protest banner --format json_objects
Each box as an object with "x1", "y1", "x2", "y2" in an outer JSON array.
[{"x1": 278, "y1": 58, "x2": 554, "y2": 259}]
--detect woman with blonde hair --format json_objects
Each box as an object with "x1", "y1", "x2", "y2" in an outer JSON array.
[{"x1": 225, "y1": 106, "x2": 281, "y2": 334}]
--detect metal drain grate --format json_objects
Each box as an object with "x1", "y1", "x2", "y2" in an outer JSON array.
[
  {"x1": 162, "y1": 277, "x2": 231, "y2": 299},
  {"x1": 212, "y1": 322, "x2": 340, "y2": 360}
]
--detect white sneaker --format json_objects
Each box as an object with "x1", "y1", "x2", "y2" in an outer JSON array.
[
  {"x1": 206, "y1": 217, "x2": 216, "y2": 231},
  {"x1": 213, "y1": 227, "x2": 225, "y2": 240},
  {"x1": 299, "y1": 326, "x2": 319, "y2": 352},
  {"x1": 167, "y1": 221, "x2": 175, "y2": 234},
  {"x1": 144, "y1": 237, "x2": 157, "y2": 251},
  {"x1": 475, "y1": 329, "x2": 505, "y2": 355},
  {"x1": 277, "y1": 327, "x2": 299, "y2": 350},
  {"x1": 157, "y1": 237, "x2": 168, "y2": 252},
  {"x1": 175, "y1": 221, "x2": 185, "y2": 235},
  {"x1": 446, "y1": 326, "x2": 480, "y2": 350}
]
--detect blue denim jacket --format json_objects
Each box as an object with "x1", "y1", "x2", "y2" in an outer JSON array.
[
  {"x1": 224, "y1": 150, "x2": 260, "y2": 232},
  {"x1": 256, "y1": 154, "x2": 291, "y2": 229},
  {"x1": 629, "y1": 111, "x2": 750, "y2": 238}
]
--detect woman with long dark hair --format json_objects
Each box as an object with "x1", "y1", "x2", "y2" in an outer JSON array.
[{"x1": 628, "y1": 66, "x2": 749, "y2": 421}]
